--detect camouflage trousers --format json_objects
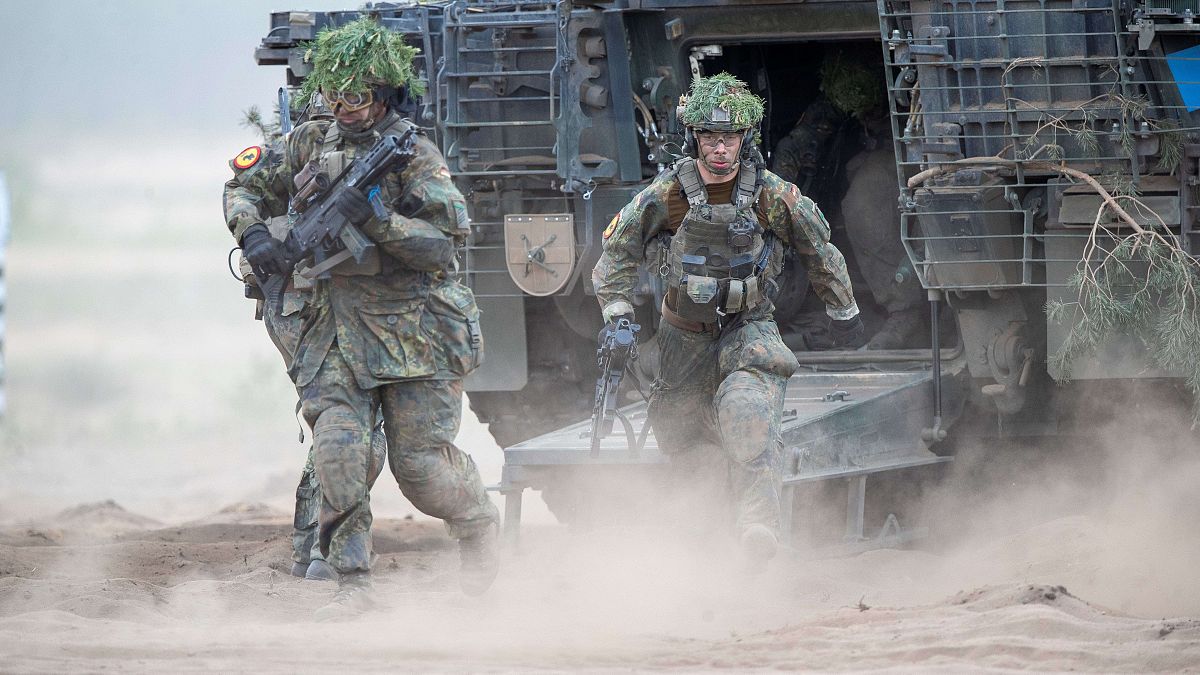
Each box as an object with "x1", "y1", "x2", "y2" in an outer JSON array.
[
  {"x1": 299, "y1": 345, "x2": 498, "y2": 573},
  {"x1": 291, "y1": 430, "x2": 386, "y2": 565},
  {"x1": 840, "y1": 148, "x2": 924, "y2": 314},
  {"x1": 260, "y1": 288, "x2": 387, "y2": 566},
  {"x1": 648, "y1": 317, "x2": 799, "y2": 537}
]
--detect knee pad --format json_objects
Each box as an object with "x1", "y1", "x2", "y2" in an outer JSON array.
[{"x1": 715, "y1": 370, "x2": 784, "y2": 464}]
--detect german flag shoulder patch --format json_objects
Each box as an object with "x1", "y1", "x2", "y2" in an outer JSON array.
[{"x1": 602, "y1": 214, "x2": 620, "y2": 240}]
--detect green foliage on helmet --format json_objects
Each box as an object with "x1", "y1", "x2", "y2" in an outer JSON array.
[
  {"x1": 298, "y1": 17, "x2": 425, "y2": 106},
  {"x1": 819, "y1": 54, "x2": 884, "y2": 119},
  {"x1": 678, "y1": 73, "x2": 764, "y2": 131}
]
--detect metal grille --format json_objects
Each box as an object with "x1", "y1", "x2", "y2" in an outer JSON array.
[{"x1": 881, "y1": 0, "x2": 1200, "y2": 290}]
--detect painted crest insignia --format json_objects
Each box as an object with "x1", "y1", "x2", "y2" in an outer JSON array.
[{"x1": 504, "y1": 213, "x2": 575, "y2": 296}]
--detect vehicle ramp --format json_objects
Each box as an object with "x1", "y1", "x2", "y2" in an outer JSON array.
[{"x1": 498, "y1": 367, "x2": 952, "y2": 547}]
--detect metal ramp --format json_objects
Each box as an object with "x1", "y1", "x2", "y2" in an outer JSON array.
[{"x1": 498, "y1": 368, "x2": 952, "y2": 546}]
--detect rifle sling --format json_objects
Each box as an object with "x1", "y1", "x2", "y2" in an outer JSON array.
[{"x1": 296, "y1": 248, "x2": 354, "y2": 279}]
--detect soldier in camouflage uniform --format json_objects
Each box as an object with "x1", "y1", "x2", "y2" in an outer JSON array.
[
  {"x1": 772, "y1": 54, "x2": 926, "y2": 350},
  {"x1": 236, "y1": 208, "x2": 386, "y2": 583},
  {"x1": 592, "y1": 74, "x2": 863, "y2": 569},
  {"x1": 224, "y1": 18, "x2": 499, "y2": 618}
]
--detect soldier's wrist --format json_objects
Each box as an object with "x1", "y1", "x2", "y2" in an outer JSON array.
[
  {"x1": 240, "y1": 222, "x2": 269, "y2": 245},
  {"x1": 602, "y1": 300, "x2": 635, "y2": 324},
  {"x1": 825, "y1": 300, "x2": 860, "y2": 322}
]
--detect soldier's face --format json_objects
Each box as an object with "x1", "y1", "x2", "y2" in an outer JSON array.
[
  {"x1": 696, "y1": 130, "x2": 742, "y2": 177},
  {"x1": 335, "y1": 100, "x2": 387, "y2": 131}
]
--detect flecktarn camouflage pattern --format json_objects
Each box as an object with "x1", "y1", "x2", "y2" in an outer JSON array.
[
  {"x1": 224, "y1": 81, "x2": 497, "y2": 598},
  {"x1": 593, "y1": 161, "x2": 858, "y2": 555}
]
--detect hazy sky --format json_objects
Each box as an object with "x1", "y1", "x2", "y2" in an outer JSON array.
[{"x1": 0, "y1": 1, "x2": 358, "y2": 139}]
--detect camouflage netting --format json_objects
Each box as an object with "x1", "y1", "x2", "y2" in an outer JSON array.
[
  {"x1": 819, "y1": 54, "x2": 885, "y2": 119},
  {"x1": 299, "y1": 17, "x2": 424, "y2": 104},
  {"x1": 679, "y1": 73, "x2": 764, "y2": 130}
]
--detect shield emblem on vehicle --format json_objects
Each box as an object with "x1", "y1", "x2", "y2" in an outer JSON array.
[{"x1": 504, "y1": 213, "x2": 575, "y2": 296}]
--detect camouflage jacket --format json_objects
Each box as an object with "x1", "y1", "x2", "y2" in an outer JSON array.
[
  {"x1": 592, "y1": 162, "x2": 858, "y2": 322},
  {"x1": 223, "y1": 111, "x2": 481, "y2": 388}
]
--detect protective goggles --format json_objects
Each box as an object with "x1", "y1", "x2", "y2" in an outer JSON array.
[
  {"x1": 695, "y1": 131, "x2": 745, "y2": 148},
  {"x1": 323, "y1": 89, "x2": 375, "y2": 113}
]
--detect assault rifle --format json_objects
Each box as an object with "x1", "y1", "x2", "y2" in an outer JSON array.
[
  {"x1": 589, "y1": 317, "x2": 641, "y2": 457},
  {"x1": 258, "y1": 129, "x2": 418, "y2": 301}
]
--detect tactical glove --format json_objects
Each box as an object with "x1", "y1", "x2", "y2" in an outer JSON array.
[
  {"x1": 240, "y1": 223, "x2": 288, "y2": 279},
  {"x1": 337, "y1": 186, "x2": 375, "y2": 227},
  {"x1": 829, "y1": 315, "x2": 868, "y2": 350}
]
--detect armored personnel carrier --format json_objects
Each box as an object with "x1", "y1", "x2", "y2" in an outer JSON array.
[{"x1": 253, "y1": 1, "x2": 1200, "y2": 543}]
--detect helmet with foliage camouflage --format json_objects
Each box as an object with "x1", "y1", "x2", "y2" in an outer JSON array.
[
  {"x1": 677, "y1": 73, "x2": 765, "y2": 132},
  {"x1": 298, "y1": 17, "x2": 425, "y2": 105},
  {"x1": 819, "y1": 53, "x2": 885, "y2": 120}
]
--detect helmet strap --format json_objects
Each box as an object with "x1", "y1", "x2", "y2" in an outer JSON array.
[{"x1": 737, "y1": 128, "x2": 756, "y2": 163}]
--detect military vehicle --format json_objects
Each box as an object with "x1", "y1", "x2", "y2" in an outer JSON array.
[{"x1": 252, "y1": 1, "x2": 1200, "y2": 545}]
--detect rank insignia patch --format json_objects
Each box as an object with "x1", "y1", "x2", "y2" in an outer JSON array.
[{"x1": 233, "y1": 146, "x2": 263, "y2": 170}]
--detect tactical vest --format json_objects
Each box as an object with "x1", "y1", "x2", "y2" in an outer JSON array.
[
  {"x1": 665, "y1": 157, "x2": 769, "y2": 324},
  {"x1": 292, "y1": 115, "x2": 417, "y2": 277}
]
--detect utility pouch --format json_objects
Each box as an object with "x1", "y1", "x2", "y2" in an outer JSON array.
[
  {"x1": 729, "y1": 253, "x2": 755, "y2": 279},
  {"x1": 726, "y1": 279, "x2": 746, "y2": 313},
  {"x1": 684, "y1": 275, "x2": 719, "y2": 305},
  {"x1": 681, "y1": 254, "x2": 707, "y2": 276}
]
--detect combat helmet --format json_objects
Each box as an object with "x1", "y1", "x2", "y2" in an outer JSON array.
[
  {"x1": 677, "y1": 73, "x2": 764, "y2": 160},
  {"x1": 819, "y1": 52, "x2": 885, "y2": 120},
  {"x1": 298, "y1": 16, "x2": 424, "y2": 113}
]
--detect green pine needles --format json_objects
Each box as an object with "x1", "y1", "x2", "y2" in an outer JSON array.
[
  {"x1": 680, "y1": 73, "x2": 764, "y2": 129},
  {"x1": 241, "y1": 105, "x2": 280, "y2": 143},
  {"x1": 1046, "y1": 178, "x2": 1200, "y2": 424},
  {"x1": 298, "y1": 16, "x2": 424, "y2": 106}
]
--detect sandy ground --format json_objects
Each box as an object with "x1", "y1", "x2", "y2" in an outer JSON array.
[
  {"x1": 1, "y1": 490, "x2": 1199, "y2": 673},
  {"x1": 2, "y1": 140, "x2": 1199, "y2": 672}
]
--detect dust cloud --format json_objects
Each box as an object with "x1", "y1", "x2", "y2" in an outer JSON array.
[{"x1": 2, "y1": 3, "x2": 1199, "y2": 672}]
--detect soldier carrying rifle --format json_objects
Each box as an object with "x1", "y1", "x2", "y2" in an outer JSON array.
[
  {"x1": 592, "y1": 74, "x2": 863, "y2": 571},
  {"x1": 223, "y1": 17, "x2": 497, "y2": 620}
]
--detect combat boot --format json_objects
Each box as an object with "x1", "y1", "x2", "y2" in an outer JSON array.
[
  {"x1": 313, "y1": 571, "x2": 374, "y2": 622},
  {"x1": 739, "y1": 524, "x2": 778, "y2": 574},
  {"x1": 866, "y1": 308, "x2": 926, "y2": 350},
  {"x1": 458, "y1": 525, "x2": 499, "y2": 596},
  {"x1": 305, "y1": 558, "x2": 338, "y2": 582}
]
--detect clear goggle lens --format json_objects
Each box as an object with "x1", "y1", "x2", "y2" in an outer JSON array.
[{"x1": 696, "y1": 131, "x2": 743, "y2": 148}]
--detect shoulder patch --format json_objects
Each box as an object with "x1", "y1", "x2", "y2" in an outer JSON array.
[
  {"x1": 232, "y1": 146, "x2": 263, "y2": 170},
  {"x1": 602, "y1": 214, "x2": 620, "y2": 240}
]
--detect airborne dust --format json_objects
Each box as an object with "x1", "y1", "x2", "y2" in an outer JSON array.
[{"x1": 1, "y1": 2, "x2": 1199, "y2": 672}]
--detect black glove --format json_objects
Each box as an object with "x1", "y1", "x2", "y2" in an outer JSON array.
[
  {"x1": 240, "y1": 223, "x2": 288, "y2": 279},
  {"x1": 829, "y1": 315, "x2": 868, "y2": 350},
  {"x1": 337, "y1": 186, "x2": 374, "y2": 227}
]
